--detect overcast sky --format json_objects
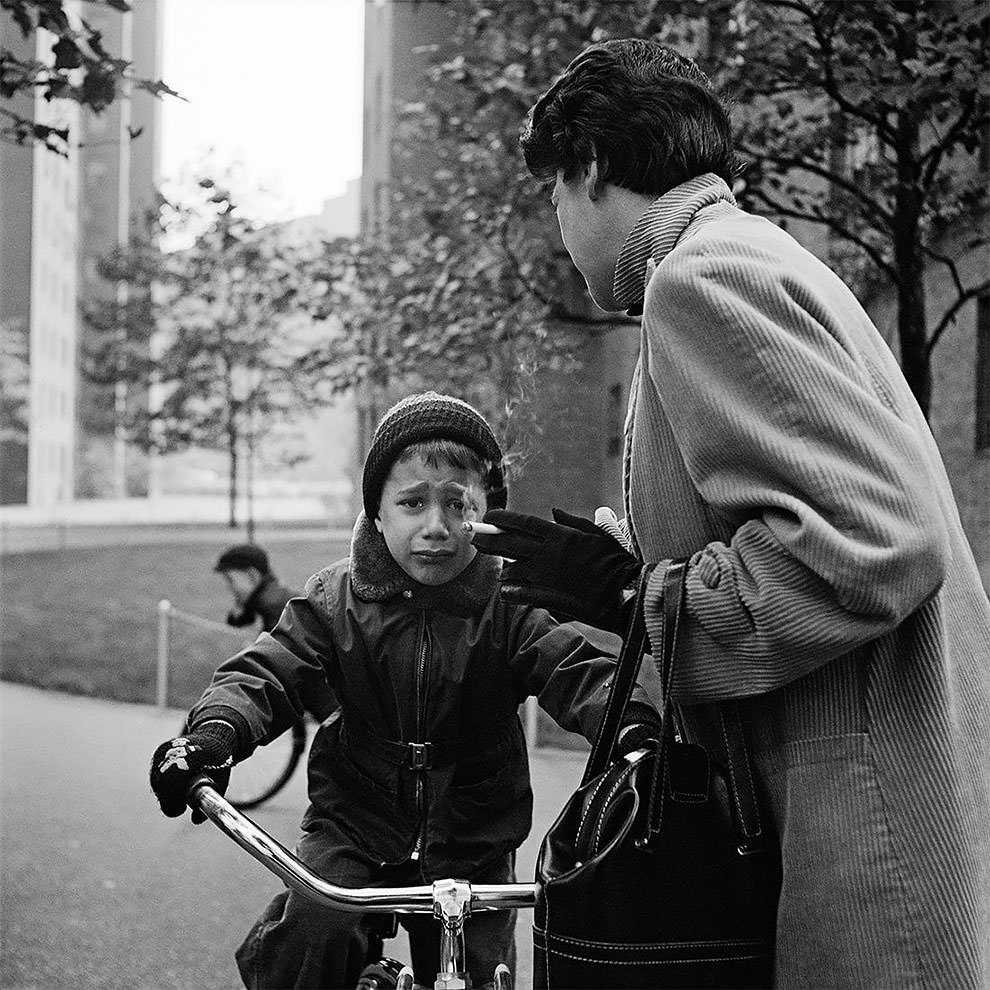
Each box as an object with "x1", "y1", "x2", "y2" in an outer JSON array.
[{"x1": 160, "y1": 0, "x2": 365, "y2": 223}]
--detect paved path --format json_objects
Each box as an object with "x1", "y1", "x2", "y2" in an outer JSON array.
[{"x1": 0, "y1": 683, "x2": 584, "y2": 990}]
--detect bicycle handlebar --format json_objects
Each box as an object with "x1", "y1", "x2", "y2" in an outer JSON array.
[{"x1": 187, "y1": 775, "x2": 537, "y2": 915}]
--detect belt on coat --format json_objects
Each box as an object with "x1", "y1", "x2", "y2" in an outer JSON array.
[{"x1": 342, "y1": 714, "x2": 518, "y2": 771}]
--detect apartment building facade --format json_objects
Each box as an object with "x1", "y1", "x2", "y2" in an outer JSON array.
[{"x1": 0, "y1": 0, "x2": 161, "y2": 507}]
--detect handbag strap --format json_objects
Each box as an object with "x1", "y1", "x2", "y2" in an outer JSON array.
[
  {"x1": 580, "y1": 567, "x2": 652, "y2": 786},
  {"x1": 646, "y1": 561, "x2": 768, "y2": 852}
]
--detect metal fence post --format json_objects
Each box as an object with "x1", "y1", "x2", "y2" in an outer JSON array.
[
  {"x1": 157, "y1": 599, "x2": 172, "y2": 710},
  {"x1": 524, "y1": 695, "x2": 539, "y2": 749}
]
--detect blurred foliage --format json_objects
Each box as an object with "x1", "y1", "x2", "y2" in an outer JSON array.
[
  {"x1": 0, "y1": 317, "x2": 30, "y2": 504},
  {"x1": 1, "y1": 0, "x2": 178, "y2": 154},
  {"x1": 700, "y1": 0, "x2": 990, "y2": 414},
  {"x1": 310, "y1": 0, "x2": 987, "y2": 424},
  {"x1": 0, "y1": 316, "x2": 29, "y2": 444}
]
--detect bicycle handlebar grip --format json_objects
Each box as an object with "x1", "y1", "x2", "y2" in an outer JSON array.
[{"x1": 186, "y1": 773, "x2": 220, "y2": 809}]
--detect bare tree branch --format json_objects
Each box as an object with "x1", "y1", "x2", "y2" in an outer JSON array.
[{"x1": 927, "y1": 280, "x2": 990, "y2": 357}]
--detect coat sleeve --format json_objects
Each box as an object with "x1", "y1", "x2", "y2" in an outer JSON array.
[
  {"x1": 504, "y1": 607, "x2": 662, "y2": 744},
  {"x1": 639, "y1": 235, "x2": 950, "y2": 702},
  {"x1": 188, "y1": 573, "x2": 336, "y2": 757}
]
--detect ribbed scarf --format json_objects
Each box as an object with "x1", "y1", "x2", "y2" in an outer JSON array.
[{"x1": 612, "y1": 173, "x2": 736, "y2": 316}]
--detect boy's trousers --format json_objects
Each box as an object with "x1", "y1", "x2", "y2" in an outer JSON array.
[{"x1": 235, "y1": 815, "x2": 517, "y2": 989}]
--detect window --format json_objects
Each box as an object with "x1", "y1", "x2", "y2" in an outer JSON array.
[{"x1": 977, "y1": 293, "x2": 990, "y2": 454}]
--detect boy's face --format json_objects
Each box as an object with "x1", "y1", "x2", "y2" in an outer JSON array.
[{"x1": 375, "y1": 453, "x2": 487, "y2": 586}]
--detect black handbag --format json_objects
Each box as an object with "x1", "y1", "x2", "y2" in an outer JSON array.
[{"x1": 533, "y1": 562, "x2": 781, "y2": 989}]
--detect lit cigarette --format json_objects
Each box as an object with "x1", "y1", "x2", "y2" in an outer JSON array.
[{"x1": 464, "y1": 521, "x2": 504, "y2": 536}]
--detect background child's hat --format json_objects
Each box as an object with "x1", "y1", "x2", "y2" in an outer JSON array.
[
  {"x1": 214, "y1": 544, "x2": 270, "y2": 574},
  {"x1": 362, "y1": 392, "x2": 507, "y2": 518}
]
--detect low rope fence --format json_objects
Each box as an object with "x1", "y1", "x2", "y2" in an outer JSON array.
[{"x1": 156, "y1": 599, "x2": 250, "y2": 710}]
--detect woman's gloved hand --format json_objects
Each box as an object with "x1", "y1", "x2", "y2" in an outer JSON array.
[
  {"x1": 472, "y1": 508, "x2": 646, "y2": 632},
  {"x1": 149, "y1": 720, "x2": 236, "y2": 823}
]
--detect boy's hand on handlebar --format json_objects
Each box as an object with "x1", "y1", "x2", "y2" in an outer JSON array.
[
  {"x1": 150, "y1": 720, "x2": 236, "y2": 824},
  {"x1": 472, "y1": 508, "x2": 646, "y2": 633}
]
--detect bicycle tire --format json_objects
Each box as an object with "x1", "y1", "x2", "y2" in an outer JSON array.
[{"x1": 225, "y1": 717, "x2": 308, "y2": 809}]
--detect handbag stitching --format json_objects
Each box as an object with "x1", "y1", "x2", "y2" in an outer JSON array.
[
  {"x1": 535, "y1": 560, "x2": 780, "y2": 989},
  {"x1": 647, "y1": 750, "x2": 669, "y2": 839},
  {"x1": 545, "y1": 883, "x2": 553, "y2": 988},
  {"x1": 535, "y1": 926, "x2": 768, "y2": 951},
  {"x1": 546, "y1": 950, "x2": 769, "y2": 965},
  {"x1": 583, "y1": 571, "x2": 649, "y2": 784},
  {"x1": 575, "y1": 767, "x2": 618, "y2": 843},
  {"x1": 590, "y1": 764, "x2": 637, "y2": 855},
  {"x1": 669, "y1": 747, "x2": 710, "y2": 803},
  {"x1": 719, "y1": 710, "x2": 764, "y2": 840},
  {"x1": 646, "y1": 563, "x2": 683, "y2": 839},
  {"x1": 732, "y1": 708, "x2": 764, "y2": 838}
]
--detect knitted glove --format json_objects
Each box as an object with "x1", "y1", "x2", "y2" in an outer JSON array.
[
  {"x1": 473, "y1": 508, "x2": 647, "y2": 633},
  {"x1": 150, "y1": 720, "x2": 236, "y2": 824}
]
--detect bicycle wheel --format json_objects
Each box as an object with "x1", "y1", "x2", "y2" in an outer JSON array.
[{"x1": 225, "y1": 717, "x2": 308, "y2": 809}]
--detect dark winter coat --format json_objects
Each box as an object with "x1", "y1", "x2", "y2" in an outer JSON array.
[{"x1": 190, "y1": 514, "x2": 658, "y2": 877}]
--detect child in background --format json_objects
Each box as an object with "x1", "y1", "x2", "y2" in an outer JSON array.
[
  {"x1": 214, "y1": 543, "x2": 336, "y2": 723},
  {"x1": 214, "y1": 542, "x2": 296, "y2": 635},
  {"x1": 150, "y1": 392, "x2": 660, "y2": 990}
]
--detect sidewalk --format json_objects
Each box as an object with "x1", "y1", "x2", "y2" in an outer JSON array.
[{"x1": 0, "y1": 683, "x2": 584, "y2": 990}]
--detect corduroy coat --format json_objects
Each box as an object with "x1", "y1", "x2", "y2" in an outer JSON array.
[{"x1": 614, "y1": 175, "x2": 990, "y2": 989}]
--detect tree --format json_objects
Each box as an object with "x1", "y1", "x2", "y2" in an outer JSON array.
[
  {"x1": 0, "y1": 317, "x2": 30, "y2": 504},
  {"x1": 1, "y1": 0, "x2": 177, "y2": 154},
  {"x1": 305, "y1": 2, "x2": 661, "y2": 475},
  {"x1": 689, "y1": 0, "x2": 990, "y2": 416},
  {"x1": 340, "y1": 0, "x2": 987, "y2": 424},
  {"x1": 83, "y1": 178, "x2": 327, "y2": 534},
  {"x1": 304, "y1": 216, "x2": 586, "y2": 480}
]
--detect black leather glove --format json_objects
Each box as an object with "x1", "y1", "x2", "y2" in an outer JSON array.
[
  {"x1": 472, "y1": 508, "x2": 645, "y2": 632},
  {"x1": 616, "y1": 723, "x2": 661, "y2": 756},
  {"x1": 150, "y1": 720, "x2": 236, "y2": 824},
  {"x1": 616, "y1": 701, "x2": 663, "y2": 756}
]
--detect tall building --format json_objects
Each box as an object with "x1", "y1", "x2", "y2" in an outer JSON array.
[
  {"x1": 1, "y1": 9, "x2": 81, "y2": 506},
  {"x1": 0, "y1": 0, "x2": 161, "y2": 508},
  {"x1": 75, "y1": 0, "x2": 162, "y2": 500}
]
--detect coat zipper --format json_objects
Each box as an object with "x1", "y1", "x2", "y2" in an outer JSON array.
[{"x1": 409, "y1": 613, "x2": 431, "y2": 861}]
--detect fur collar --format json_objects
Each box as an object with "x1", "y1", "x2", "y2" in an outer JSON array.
[{"x1": 349, "y1": 512, "x2": 500, "y2": 615}]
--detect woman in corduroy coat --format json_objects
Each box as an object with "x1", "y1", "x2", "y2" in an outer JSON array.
[{"x1": 473, "y1": 39, "x2": 990, "y2": 989}]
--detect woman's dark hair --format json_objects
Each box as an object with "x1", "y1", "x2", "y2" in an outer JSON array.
[{"x1": 521, "y1": 38, "x2": 740, "y2": 197}]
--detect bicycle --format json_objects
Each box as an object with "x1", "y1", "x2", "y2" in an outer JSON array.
[
  {"x1": 187, "y1": 774, "x2": 535, "y2": 990},
  {"x1": 225, "y1": 713, "x2": 309, "y2": 809},
  {"x1": 174, "y1": 713, "x2": 308, "y2": 810},
  {"x1": 158, "y1": 597, "x2": 313, "y2": 810}
]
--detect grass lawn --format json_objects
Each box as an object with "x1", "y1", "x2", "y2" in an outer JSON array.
[
  {"x1": 1, "y1": 531, "x2": 587, "y2": 749},
  {"x1": 1, "y1": 535, "x2": 348, "y2": 710}
]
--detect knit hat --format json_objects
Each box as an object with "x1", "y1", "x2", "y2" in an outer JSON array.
[
  {"x1": 215, "y1": 544, "x2": 270, "y2": 575},
  {"x1": 362, "y1": 392, "x2": 507, "y2": 518}
]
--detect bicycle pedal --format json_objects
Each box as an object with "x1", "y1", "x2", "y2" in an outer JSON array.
[{"x1": 356, "y1": 956, "x2": 407, "y2": 989}]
